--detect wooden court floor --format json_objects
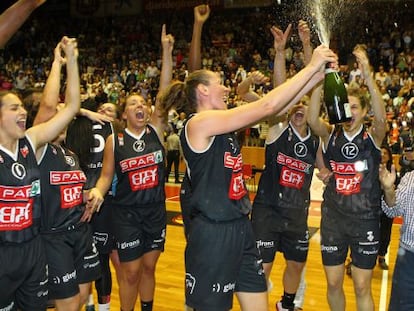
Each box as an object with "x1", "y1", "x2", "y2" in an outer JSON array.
[{"x1": 98, "y1": 183, "x2": 400, "y2": 310}]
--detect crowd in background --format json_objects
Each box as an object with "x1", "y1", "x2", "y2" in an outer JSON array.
[{"x1": 1, "y1": 1, "x2": 414, "y2": 150}]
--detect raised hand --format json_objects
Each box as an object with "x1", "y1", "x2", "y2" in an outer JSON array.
[
  {"x1": 379, "y1": 163, "x2": 396, "y2": 190},
  {"x1": 194, "y1": 4, "x2": 210, "y2": 24},
  {"x1": 161, "y1": 24, "x2": 175, "y2": 55},
  {"x1": 309, "y1": 45, "x2": 337, "y2": 73},
  {"x1": 353, "y1": 44, "x2": 370, "y2": 80},
  {"x1": 271, "y1": 24, "x2": 292, "y2": 53},
  {"x1": 298, "y1": 19, "x2": 311, "y2": 45},
  {"x1": 60, "y1": 36, "x2": 78, "y2": 61}
]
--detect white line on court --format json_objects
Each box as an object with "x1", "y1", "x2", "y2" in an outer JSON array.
[{"x1": 378, "y1": 252, "x2": 390, "y2": 311}]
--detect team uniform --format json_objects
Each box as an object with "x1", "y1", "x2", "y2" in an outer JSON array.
[
  {"x1": 180, "y1": 118, "x2": 267, "y2": 311},
  {"x1": 251, "y1": 123, "x2": 319, "y2": 263},
  {"x1": 112, "y1": 125, "x2": 166, "y2": 262},
  {"x1": 0, "y1": 136, "x2": 48, "y2": 311},
  {"x1": 85, "y1": 121, "x2": 115, "y2": 254},
  {"x1": 39, "y1": 143, "x2": 100, "y2": 300},
  {"x1": 321, "y1": 125, "x2": 381, "y2": 269}
]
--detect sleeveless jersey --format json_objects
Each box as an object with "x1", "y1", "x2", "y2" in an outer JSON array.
[
  {"x1": 180, "y1": 118, "x2": 251, "y2": 222},
  {"x1": 0, "y1": 136, "x2": 41, "y2": 243},
  {"x1": 113, "y1": 125, "x2": 165, "y2": 206},
  {"x1": 254, "y1": 123, "x2": 319, "y2": 210},
  {"x1": 39, "y1": 144, "x2": 86, "y2": 231},
  {"x1": 84, "y1": 122, "x2": 113, "y2": 190},
  {"x1": 323, "y1": 125, "x2": 382, "y2": 219}
]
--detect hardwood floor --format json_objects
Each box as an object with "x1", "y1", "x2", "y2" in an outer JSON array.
[{"x1": 100, "y1": 183, "x2": 400, "y2": 310}]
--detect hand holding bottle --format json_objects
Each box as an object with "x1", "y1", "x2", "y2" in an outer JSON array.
[{"x1": 308, "y1": 45, "x2": 337, "y2": 73}]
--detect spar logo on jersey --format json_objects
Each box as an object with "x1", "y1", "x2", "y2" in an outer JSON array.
[
  {"x1": 277, "y1": 153, "x2": 312, "y2": 173},
  {"x1": 120, "y1": 150, "x2": 163, "y2": 173},
  {"x1": 50, "y1": 171, "x2": 86, "y2": 209},
  {"x1": 341, "y1": 142, "x2": 359, "y2": 160},
  {"x1": 330, "y1": 161, "x2": 365, "y2": 195},
  {"x1": 11, "y1": 163, "x2": 26, "y2": 180},
  {"x1": 294, "y1": 142, "x2": 308, "y2": 158},
  {"x1": 50, "y1": 171, "x2": 86, "y2": 185},
  {"x1": 277, "y1": 152, "x2": 311, "y2": 190},
  {"x1": 121, "y1": 151, "x2": 163, "y2": 191},
  {"x1": 224, "y1": 152, "x2": 247, "y2": 200}
]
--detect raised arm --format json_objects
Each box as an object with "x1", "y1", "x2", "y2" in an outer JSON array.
[
  {"x1": 0, "y1": 0, "x2": 46, "y2": 48},
  {"x1": 298, "y1": 20, "x2": 312, "y2": 65},
  {"x1": 32, "y1": 41, "x2": 65, "y2": 126},
  {"x1": 353, "y1": 45, "x2": 386, "y2": 145},
  {"x1": 152, "y1": 24, "x2": 174, "y2": 140},
  {"x1": 26, "y1": 36, "x2": 80, "y2": 148},
  {"x1": 307, "y1": 83, "x2": 332, "y2": 144},
  {"x1": 188, "y1": 4, "x2": 210, "y2": 73},
  {"x1": 158, "y1": 24, "x2": 174, "y2": 93},
  {"x1": 271, "y1": 24, "x2": 291, "y2": 87}
]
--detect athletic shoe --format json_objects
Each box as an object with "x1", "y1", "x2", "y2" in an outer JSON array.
[
  {"x1": 378, "y1": 257, "x2": 389, "y2": 270},
  {"x1": 276, "y1": 300, "x2": 294, "y2": 311}
]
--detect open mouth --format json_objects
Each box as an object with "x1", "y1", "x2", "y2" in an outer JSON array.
[
  {"x1": 292, "y1": 110, "x2": 305, "y2": 121},
  {"x1": 136, "y1": 110, "x2": 145, "y2": 120},
  {"x1": 17, "y1": 119, "x2": 26, "y2": 131}
]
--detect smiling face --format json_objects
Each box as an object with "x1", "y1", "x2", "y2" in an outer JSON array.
[
  {"x1": 0, "y1": 93, "x2": 27, "y2": 141},
  {"x1": 204, "y1": 72, "x2": 230, "y2": 110},
  {"x1": 123, "y1": 94, "x2": 151, "y2": 131}
]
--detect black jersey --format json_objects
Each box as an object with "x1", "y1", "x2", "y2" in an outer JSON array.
[
  {"x1": 0, "y1": 136, "x2": 41, "y2": 243},
  {"x1": 180, "y1": 119, "x2": 251, "y2": 222},
  {"x1": 323, "y1": 125, "x2": 382, "y2": 219},
  {"x1": 254, "y1": 123, "x2": 319, "y2": 210},
  {"x1": 85, "y1": 122, "x2": 113, "y2": 189},
  {"x1": 39, "y1": 144, "x2": 86, "y2": 231},
  {"x1": 113, "y1": 125, "x2": 165, "y2": 206}
]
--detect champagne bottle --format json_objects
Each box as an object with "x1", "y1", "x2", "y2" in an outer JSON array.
[{"x1": 323, "y1": 65, "x2": 352, "y2": 124}]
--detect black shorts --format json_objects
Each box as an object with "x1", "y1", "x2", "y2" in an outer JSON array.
[
  {"x1": 0, "y1": 235, "x2": 48, "y2": 311},
  {"x1": 42, "y1": 223, "x2": 101, "y2": 300},
  {"x1": 251, "y1": 205, "x2": 309, "y2": 263},
  {"x1": 185, "y1": 216, "x2": 267, "y2": 311},
  {"x1": 320, "y1": 207, "x2": 380, "y2": 269},
  {"x1": 91, "y1": 195, "x2": 115, "y2": 254},
  {"x1": 113, "y1": 202, "x2": 167, "y2": 262}
]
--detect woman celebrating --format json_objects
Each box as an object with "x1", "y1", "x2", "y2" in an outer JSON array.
[
  {"x1": 307, "y1": 45, "x2": 386, "y2": 311},
  {"x1": 0, "y1": 36, "x2": 80, "y2": 311},
  {"x1": 87, "y1": 25, "x2": 174, "y2": 311},
  {"x1": 158, "y1": 44, "x2": 336, "y2": 311}
]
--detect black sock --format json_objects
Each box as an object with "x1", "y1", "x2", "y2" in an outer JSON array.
[
  {"x1": 141, "y1": 300, "x2": 153, "y2": 311},
  {"x1": 282, "y1": 291, "x2": 296, "y2": 308}
]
